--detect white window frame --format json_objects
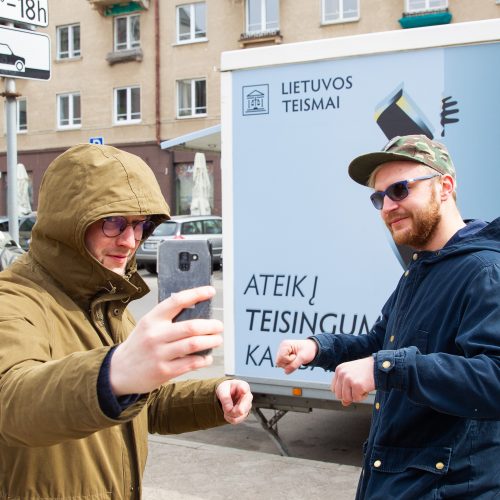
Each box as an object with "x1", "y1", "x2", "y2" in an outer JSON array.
[
  {"x1": 17, "y1": 98, "x2": 27, "y2": 133},
  {"x1": 56, "y1": 23, "x2": 81, "y2": 60},
  {"x1": 176, "y1": 2, "x2": 207, "y2": 44},
  {"x1": 176, "y1": 78, "x2": 207, "y2": 118},
  {"x1": 405, "y1": 0, "x2": 448, "y2": 13},
  {"x1": 57, "y1": 92, "x2": 81, "y2": 129},
  {"x1": 322, "y1": 0, "x2": 360, "y2": 24},
  {"x1": 114, "y1": 86, "x2": 141, "y2": 124},
  {"x1": 114, "y1": 14, "x2": 140, "y2": 51},
  {"x1": 246, "y1": 0, "x2": 279, "y2": 34}
]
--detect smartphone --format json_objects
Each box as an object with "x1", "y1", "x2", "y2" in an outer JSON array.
[{"x1": 157, "y1": 239, "x2": 213, "y2": 355}]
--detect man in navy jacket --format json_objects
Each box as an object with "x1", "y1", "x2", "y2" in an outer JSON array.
[{"x1": 276, "y1": 135, "x2": 500, "y2": 499}]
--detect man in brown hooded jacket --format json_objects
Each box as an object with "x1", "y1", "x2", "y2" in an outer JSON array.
[{"x1": 0, "y1": 144, "x2": 252, "y2": 498}]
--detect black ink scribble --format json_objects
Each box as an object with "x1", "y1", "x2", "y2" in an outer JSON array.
[{"x1": 441, "y1": 96, "x2": 460, "y2": 137}]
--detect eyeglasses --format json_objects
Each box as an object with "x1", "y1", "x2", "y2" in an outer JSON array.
[
  {"x1": 370, "y1": 174, "x2": 440, "y2": 210},
  {"x1": 101, "y1": 216, "x2": 156, "y2": 241}
]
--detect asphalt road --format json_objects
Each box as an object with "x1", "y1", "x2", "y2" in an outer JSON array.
[{"x1": 128, "y1": 269, "x2": 372, "y2": 467}]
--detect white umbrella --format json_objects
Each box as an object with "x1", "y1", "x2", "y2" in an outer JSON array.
[
  {"x1": 190, "y1": 152, "x2": 212, "y2": 215},
  {"x1": 17, "y1": 163, "x2": 32, "y2": 216}
]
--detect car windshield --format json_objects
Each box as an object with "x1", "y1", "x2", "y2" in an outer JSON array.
[{"x1": 152, "y1": 221, "x2": 177, "y2": 237}]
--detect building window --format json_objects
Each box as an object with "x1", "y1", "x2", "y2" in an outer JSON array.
[
  {"x1": 114, "y1": 86, "x2": 141, "y2": 123},
  {"x1": 246, "y1": 0, "x2": 279, "y2": 34},
  {"x1": 17, "y1": 98, "x2": 27, "y2": 133},
  {"x1": 57, "y1": 92, "x2": 81, "y2": 129},
  {"x1": 177, "y1": 2, "x2": 207, "y2": 43},
  {"x1": 405, "y1": 0, "x2": 448, "y2": 13},
  {"x1": 114, "y1": 14, "x2": 140, "y2": 51},
  {"x1": 57, "y1": 23, "x2": 81, "y2": 59},
  {"x1": 177, "y1": 79, "x2": 206, "y2": 118},
  {"x1": 322, "y1": 0, "x2": 359, "y2": 23},
  {"x1": 3, "y1": 98, "x2": 27, "y2": 134}
]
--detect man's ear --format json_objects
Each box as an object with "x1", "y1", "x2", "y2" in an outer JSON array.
[{"x1": 440, "y1": 174, "x2": 455, "y2": 201}]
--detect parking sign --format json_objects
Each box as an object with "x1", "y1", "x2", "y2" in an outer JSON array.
[
  {"x1": 0, "y1": 0, "x2": 49, "y2": 27},
  {"x1": 0, "y1": 25, "x2": 50, "y2": 80}
]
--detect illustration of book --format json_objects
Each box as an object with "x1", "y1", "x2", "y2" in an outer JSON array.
[{"x1": 375, "y1": 84, "x2": 434, "y2": 140}]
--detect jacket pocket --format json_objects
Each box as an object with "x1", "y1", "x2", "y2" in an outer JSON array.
[
  {"x1": 369, "y1": 444, "x2": 452, "y2": 475},
  {"x1": 401, "y1": 328, "x2": 430, "y2": 353},
  {"x1": 414, "y1": 329, "x2": 430, "y2": 353},
  {"x1": 362, "y1": 439, "x2": 368, "y2": 455}
]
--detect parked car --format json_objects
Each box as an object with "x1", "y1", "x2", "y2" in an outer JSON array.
[
  {"x1": 19, "y1": 212, "x2": 37, "y2": 250},
  {"x1": 0, "y1": 216, "x2": 9, "y2": 232},
  {"x1": 0, "y1": 230, "x2": 25, "y2": 270},
  {"x1": 135, "y1": 215, "x2": 222, "y2": 273},
  {"x1": 0, "y1": 212, "x2": 37, "y2": 251}
]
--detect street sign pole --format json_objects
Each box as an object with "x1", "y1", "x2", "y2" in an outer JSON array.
[
  {"x1": 0, "y1": 7, "x2": 51, "y2": 245},
  {"x1": 4, "y1": 75, "x2": 19, "y2": 244},
  {"x1": 2, "y1": 18, "x2": 19, "y2": 244}
]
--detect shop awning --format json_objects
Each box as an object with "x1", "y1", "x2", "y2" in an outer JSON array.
[{"x1": 160, "y1": 124, "x2": 221, "y2": 153}]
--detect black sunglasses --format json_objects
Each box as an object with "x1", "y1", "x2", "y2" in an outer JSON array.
[
  {"x1": 101, "y1": 216, "x2": 156, "y2": 241},
  {"x1": 370, "y1": 174, "x2": 440, "y2": 210}
]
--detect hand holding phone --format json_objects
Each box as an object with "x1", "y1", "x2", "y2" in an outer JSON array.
[
  {"x1": 158, "y1": 239, "x2": 213, "y2": 356},
  {"x1": 111, "y1": 285, "x2": 222, "y2": 395}
]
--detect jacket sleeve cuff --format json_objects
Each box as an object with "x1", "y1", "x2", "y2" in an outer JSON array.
[
  {"x1": 97, "y1": 346, "x2": 140, "y2": 419},
  {"x1": 305, "y1": 334, "x2": 342, "y2": 370},
  {"x1": 304, "y1": 336, "x2": 321, "y2": 366},
  {"x1": 373, "y1": 348, "x2": 416, "y2": 393}
]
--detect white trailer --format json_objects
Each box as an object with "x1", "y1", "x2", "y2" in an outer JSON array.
[{"x1": 219, "y1": 18, "x2": 500, "y2": 454}]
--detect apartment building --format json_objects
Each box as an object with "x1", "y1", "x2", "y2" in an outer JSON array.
[{"x1": 0, "y1": 0, "x2": 498, "y2": 215}]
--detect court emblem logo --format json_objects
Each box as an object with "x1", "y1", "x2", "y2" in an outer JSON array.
[{"x1": 242, "y1": 84, "x2": 269, "y2": 116}]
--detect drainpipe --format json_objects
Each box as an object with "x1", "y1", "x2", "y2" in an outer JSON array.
[{"x1": 154, "y1": 0, "x2": 161, "y2": 145}]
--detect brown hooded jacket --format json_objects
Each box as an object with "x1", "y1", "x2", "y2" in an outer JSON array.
[{"x1": 0, "y1": 144, "x2": 227, "y2": 498}]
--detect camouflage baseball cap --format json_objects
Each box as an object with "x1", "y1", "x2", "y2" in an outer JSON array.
[{"x1": 348, "y1": 134, "x2": 456, "y2": 186}]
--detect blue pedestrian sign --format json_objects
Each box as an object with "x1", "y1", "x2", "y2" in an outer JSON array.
[{"x1": 89, "y1": 137, "x2": 104, "y2": 145}]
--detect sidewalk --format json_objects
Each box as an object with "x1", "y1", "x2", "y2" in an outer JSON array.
[{"x1": 143, "y1": 435, "x2": 361, "y2": 499}]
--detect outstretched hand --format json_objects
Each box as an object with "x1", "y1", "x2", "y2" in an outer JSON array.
[
  {"x1": 275, "y1": 339, "x2": 318, "y2": 374},
  {"x1": 216, "y1": 379, "x2": 253, "y2": 424},
  {"x1": 333, "y1": 356, "x2": 375, "y2": 407},
  {"x1": 110, "y1": 286, "x2": 223, "y2": 396}
]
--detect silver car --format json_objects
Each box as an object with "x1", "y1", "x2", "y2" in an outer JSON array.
[
  {"x1": 0, "y1": 212, "x2": 37, "y2": 251},
  {"x1": 135, "y1": 215, "x2": 222, "y2": 273}
]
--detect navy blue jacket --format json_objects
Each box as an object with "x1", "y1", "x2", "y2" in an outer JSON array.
[{"x1": 311, "y1": 218, "x2": 500, "y2": 499}]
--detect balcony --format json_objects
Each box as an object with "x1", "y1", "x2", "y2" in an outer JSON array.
[
  {"x1": 239, "y1": 29, "x2": 283, "y2": 48},
  {"x1": 87, "y1": 0, "x2": 149, "y2": 16},
  {"x1": 399, "y1": 8, "x2": 452, "y2": 29},
  {"x1": 106, "y1": 47, "x2": 143, "y2": 65}
]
